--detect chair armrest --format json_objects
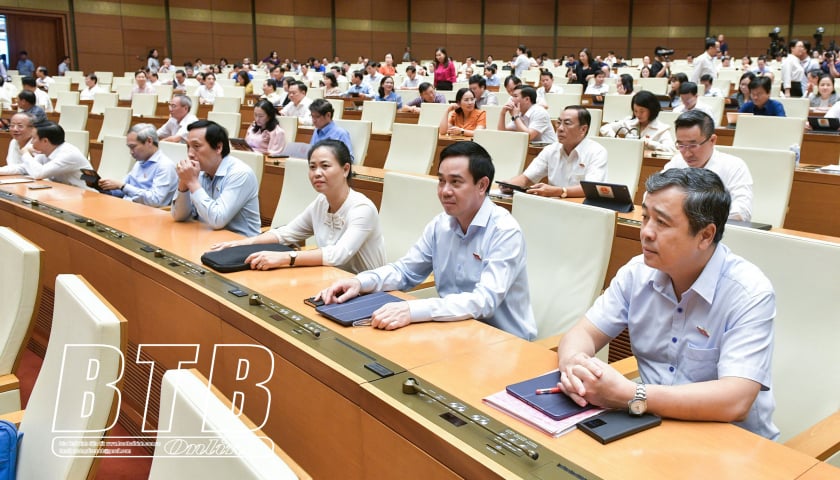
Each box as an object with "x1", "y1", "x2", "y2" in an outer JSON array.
[
  {"x1": 0, "y1": 374, "x2": 20, "y2": 394},
  {"x1": 785, "y1": 410, "x2": 840, "y2": 461},
  {"x1": 0, "y1": 409, "x2": 24, "y2": 427},
  {"x1": 612, "y1": 356, "x2": 639, "y2": 379}
]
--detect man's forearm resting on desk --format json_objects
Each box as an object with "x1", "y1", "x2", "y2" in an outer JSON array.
[{"x1": 501, "y1": 173, "x2": 583, "y2": 198}]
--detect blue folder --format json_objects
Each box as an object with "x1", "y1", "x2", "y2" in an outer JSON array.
[
  {"x1": 316, "y1": 292, "x2": 404, "y2": 326},
  {"x1": 506, "y1": 371, "x2": 596, "y2": 420}
]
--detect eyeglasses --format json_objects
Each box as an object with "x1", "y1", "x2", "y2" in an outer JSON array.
[{"x1": 675, "y1": 136, "x2": 712, "y2": 151}]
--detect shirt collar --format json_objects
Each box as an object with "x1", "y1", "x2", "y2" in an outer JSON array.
[
  {"x1": 449, "y1": 196, "x2": 494, "y2": 236},
  {"x1": 650, "y1": 243, "x2": 727, "y2": 304},
  {"x1": 202, "y1": 155, "x2": 234, "y2": 180}
]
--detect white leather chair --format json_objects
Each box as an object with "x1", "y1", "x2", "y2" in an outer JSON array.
[
  {"x1": 115, "y1": 83, "x2": 133, "y2": 101},
  {"x1": 99, "y1": 135, "x2": 133, "y2": 180},
  {"x1": 697, "y1": 95, "x2": 725, "y2": 126},
  {"x1": 93, "y1": 70, "x2": 114, "y2": 84},
  {"x1": 473, "y1": 129, "x2": 529, "y2": 182},
  {"x1": 63, "y1": 129, "x2": 90, "y2": 158},
  {"x1": 54, "y1": 90, "x2": 79, "y2": 113},
  {"x1": 208, "y1": 112, "x2": 243, "y2": 138},
  {"x1": 361, "y1": 100, "x2": 397, "y2": 133},
  {"x1": 512, "y1": 194, "x2": 615, "y2": 339},
  {"x1": 149, "y1": 369, "x2": 304, "y2": 480},
  {"x1": 188, "y1": 94, "x2": 200, "y2": 116},
  {"x1": 232, "y1": 149, "x2": 265, "y2": 186},
  {"x1": 545, "y1": 93, "x2": 582, "y2": 118},
  {"x1": 723, "y1": 226, "x2": 840, "y2": 461},
  {"x1": 591, "y1": 136, "x2": 644, "y2": 198},
  {"x1": 417, "y1": 102, "x2": 450, "y2": 127},
  {"x1": 224, "y1": 85, "x2": 246, "y2": 103},
  {"x1": 306, "y1": 87, "x2": 325, "y2": 100},
  {"x1": 732, "y1": 116, "x2": 805, "y2": 151},
  {"x1": 334, "y1": 119, "x2": 371, "y2": 165},
  {"x1": 776, "y1": 97, "x2": 810, "y2": 119},
  {"x1": 97, "y1": 107, "x2": 131, "y2": 142},
  {"x1": 379, "y1": 171, "x2": 440, "y2": 263},
  {"x1": 159, "y1": 140, "x2": 188, "y2": 163},
  {"x1": 277, "y1": 116, "x2": 299, "y2": 143},
  {"x1": 396, "y1": 89, "x2": 420, "y2": 106},
  {"x1": 636, "y1": 77, "x2": 669, "y2": 95},
  {"x1": 717, "y1": 146, "x2": 794, "y2": 227},
  {"x1": 586, "y1": 108, "x2": 602, "y2": 137},
  {"x1": 601, "y1": 94, "x2": 633, "y2": 124},
  {"x1": 482, "y1": 105, "x2": 505, "y2": 131},
  {"x1": 213, "y1": 96, "x2": 241, "y2": 114},
  {"x1": 560, "y1": 83, "x2": 583, "y2": 96},
  {"x1": 383, "y1": 124, "x2": 438, "y2": 175},
  {"x1": 326, "y1": 98, "x2": 344, "y2": 120},
  {"x1": 270, "y1": 158, "x2": 319, "y2": 240},
  {"x1": 279, "y1": 142, "x2": 311, "y2": 159},
  {"x1": 13, "y1": 274, "x2": 125, "y2": 479},
  {"x1": 656, "y1": 110, "x2": 680, "y2": 138},
  {"x1": 130, "y1": 93, "x2": 158, "y2": 117},
  {"x1": 155, "y1": 84, "x2": 173, "y2": 103},
  {"x1": 91, "y1": 92, "x2": 118, "y2": 115},
  {"x1": 58, "y1": 104, "x2": 88, "y2": 131},
  {"x1": 0, "y1": 228, "x2": 41, "y2": 414}
]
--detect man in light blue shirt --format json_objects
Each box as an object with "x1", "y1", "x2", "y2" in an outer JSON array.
[
  {"x1": 99, "y1": 123, "x2": 178, "y2": 207},
  {"x1": 309, "y1": 99, "x2": 353, "y2": 161},
  {"x1": 319, "y1": 141, "x2": 537, "y2": 340},
  {"x1": 16, "y1": 51, "x2": 35, "y2": 77},
  {"x1": 172, "y1": 120, "x2": 260, "y2": 237},
  {"x1": 342, "y1": 71, "x2": 373, "y2": 99},
  {"x1": 557, "y1": 168, "x2": 778, "y2": 440}
]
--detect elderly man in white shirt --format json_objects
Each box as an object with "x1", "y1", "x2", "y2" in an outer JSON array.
[
  {"x1": 500, "y1": 105, "x2": 607, "y2": 198},
  {"x1": 157, "y1": 94, "x2": 199, "y2": 143}
]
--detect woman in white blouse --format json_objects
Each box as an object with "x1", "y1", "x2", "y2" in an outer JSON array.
[
  {"x1": 196, "y1": 72, "x2": 224, "y2": 105},
  {"x1": 599, "y1": 90, "x2": 676, "y2": 152},
  {"x1": 209, "y1": 139, "x2": 386, "y2": 273}
]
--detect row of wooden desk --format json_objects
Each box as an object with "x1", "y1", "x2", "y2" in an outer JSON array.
[{"x1": 0, "y1": 178, "x2": 835, "y2": 478}]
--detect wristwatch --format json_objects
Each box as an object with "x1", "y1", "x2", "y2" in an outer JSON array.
[
  {"x1": 628, "y1": 383, "x2": 647, "y2": 416},
  {"x1": 511, "y1": 115, "x2": 520, "y2": 121},
  {"x1": 560, "y1": 187, "x2": 568, "y2": 198},
  {"x1": 288, "y1": 251, "x2": 298, "y2": 267}
]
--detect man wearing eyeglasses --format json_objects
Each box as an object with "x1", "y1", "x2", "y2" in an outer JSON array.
[
  {"x1": 662, "y1": 110, "x2": 752, "y2": 221},
  {"x1": 157, "y1": 94, "x2": 199, "y2": 144}
]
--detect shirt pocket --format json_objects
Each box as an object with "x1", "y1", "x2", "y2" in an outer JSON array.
[{"x1": 681, "y1": 345, "x2": 720, "y2": 383}]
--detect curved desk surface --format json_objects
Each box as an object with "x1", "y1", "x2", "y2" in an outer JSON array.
[{"x1": 0, "y1": 179, "x2": 830, "y2": 479}]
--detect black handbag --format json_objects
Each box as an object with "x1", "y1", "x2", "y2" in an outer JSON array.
[{"x1": 200, "y1": 244, "x2": 293, "y2": 273}]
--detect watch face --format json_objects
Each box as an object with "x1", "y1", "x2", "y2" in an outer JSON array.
[{"x1": 629, "y1": 399, "x2": 647, "y2": 415}]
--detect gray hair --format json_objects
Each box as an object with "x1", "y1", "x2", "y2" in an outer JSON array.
[
  {"x1": 645, "y1": 168, "x2": 730, "y2": 243},
  {"x1": 129, "y1": 123, "x2": 159, "y2": 146},
  {"x1": 11, "y1": 111, "x2": 36, "y2": 126},
  {"x1": 173, "y1": 94, "x2": 192, "y2": 109}
]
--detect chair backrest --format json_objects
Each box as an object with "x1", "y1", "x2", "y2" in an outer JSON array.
[
  {"x1": 159, "y1": 141, "x2": 188, "y2": 163},
  {"x1": 591, "y1": 136, "x2": 644, "y2": 198},
  {"x1": 53, "y1": 90, "x2": 79, "y2": 114},
  {"x1": 155, "y1": 84, "x2": 173, "y2": 103},
  {"x1": 512, "y1": 194, "x2": 615, "y2": 338},
  {"x1": 379, "y1": 172, "x2": 441, "y2": 262},
  {"x1": 334, "y1": 119, "x2": 372, "y2": 165},
  {"x1": 696, "y1": 96, "x2": 725, "y2": 126},
  {"x1": 732, "y1": 116, "x2": 805, "y2": 151},
  {"x1": 99, "y1": 135, "x2": 133, "y2": 180},
  {"x1": 18, "y1": 274, "x2": 124, "y2": 480},
  {"x1": 97, "y1": 107, "x2": 132, "y2": 142},
  {"x1": 213, "y1": 96, "x2": 241, "y2": 114},
  {"x1": 561, "y1": 83, "x2": 583, "y2": 96},
  {"x1": 58, "y1": 104, "x2": 88, "y2": 131},
  {"x1": 277, "y1": 116, "x2": 298, "y2": 143},
  {"x1": 656, "y1": 110, "x2": 680, "y2": 138},
  {"x1": 396, "y1": 89, "x2": 420, "y2": 106},
  {"x1": 271, "y1": 158, "x2": 319, "y2": 233},
  {"x1": 115, "y1": 83, "x2": 133, "y2": 101},
  {"x1": 383, "y1": 123, "x2": 438, "y2": 175},
  {"x1": 602, "y1": 94, "x2": 633, "y2": 123},
  {"x1": 327, "y1": 98, "x2": 344, "y2": 120},
  {"x1": 545, "y1": 93, "x2": 582, "y2": 118},
  {"x1": 188, "y1": 94, "x2": 200, "y2": 116},
  {"x1": 776, "y1": 97, "x2": 810, "y2": 119},
  {"x1": 94, "y1": 71, "x2": 114, "y2": 84},
  {"x1": 280, "y1": 141, "x2": 311, "y2": 159},
  {"x1": 63, "y1": 129, "x2": 90, "y2": 158},
  {"x1": 91, "y1": 92, "x2": 118, "y2": 115},
  {"x1": 130, "y1": 93, "x2": 158, "y2": 117},
  {"x1": 232, "y1": 149, "x2": 265, "y2": 186},
  {"x1": 473, "y1": 129, "x2": 529, "y2": 181},
  {"x1": 717, "y1": 146, "x2": 794, "y2": 227},
  {"x1": 149, "y1": 369, "x2": 301, "y2": 480},
  {"x1": 636, "y1": 77, "x2": 669, "y2": 95},
  {"x1": 482, "y1": 104, "x2": 504, "y2": 131},
  {"x1": 722, "y1": 226, "x2": 840, "y2": 443},
  {"x1": 586, "y1": 107, "x2": 603, "y2": 137},
  {"x1": 361, "y1": 100, "x2": 397, "y2": 133},
  {"x1": 224, "y1": 85, "x2": 246, "y2": 102},
  {"x1": 0, "y1": 228, "x2": 41, "y2": 384},
  {"x1": 208, "y1": 111, "x2": 242, "y2": 138},
  {"x1": 417, "y1": 102, "x2": 450, "y2": 127},
  {"x1": 306, "y1": 87, "x2": 325, "y2": 100}
]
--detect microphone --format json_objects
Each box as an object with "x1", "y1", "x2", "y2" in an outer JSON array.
[{"x1": 402, "y1": 378, "x2": 539, "y2": 461}]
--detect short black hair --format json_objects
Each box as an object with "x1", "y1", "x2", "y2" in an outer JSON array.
[
  {"x1": 674, "y1": 109, "x2": 715, "y2": 137},
  {"x1": 504, "y1": 75, "x2": 522, "y2": 88},
  {"x1": 35, "y1": 121, "x2": 65, "y2": 145},
  {"x1": 564, "y1": 105, "x2": 592, "y2": 130},
  {"x1": 539, "y1": 69, "x2": 553, "y2": 79},
  {"x1": 645, "y1": 168, "x2": 730, "y2": 243},
  {"x1": 705, "y1": 37, "x2": 717, "y2": 49},
  {"x1": 515, "y1": 85, "x2": 537, "y2": 103},
  {"x1": 309, "y1": 98, "x2": 334, "y2": 117},
  {"x1": 17, "y1": 90, "x2": 36, "y2": 104},
  {"x1": 468, "y1": 74, "x2": 486, "y2": 88},
  {"x1": 187, "y1": 119, "x2": 230, "y2": 157},
  {"x1": 678, "y1": 81, "x2": 698, "y2": 95},
  {"x1": 699, "y1": 74, "x2": 714, "y2": 83},
  {"x1": 418, "y1": 81, "x2": 434, "y2": 93},
  {"x1": 631, "y1": 90, "x2": 661, "y2": 120},
  {"x1": 352, "y1": 70, "x2": 364, "y2": 80},
  {"x1": 405, "y1": 65, "x2": 416, "y2": 73},
  {"x1": 21, "y1": 76, "x2": 36, "y2": 88},
  {"x1": 748, "y1": 76, "x2": 772, "y2": 94},
  {"x1": 438, "y1": 141, "x2": 494, "y2": 194},
  {"x1": 293, "y1": 81, "x2": 308, "y2": 94}
]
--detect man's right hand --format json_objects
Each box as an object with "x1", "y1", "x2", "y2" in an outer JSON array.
[{"x1": 318, "y1": 278, "x2": 362, "y2": 305}]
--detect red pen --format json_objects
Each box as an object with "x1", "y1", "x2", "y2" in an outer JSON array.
[{"x1": 535, "y1": 387, "x2": 561, "y2": 395}]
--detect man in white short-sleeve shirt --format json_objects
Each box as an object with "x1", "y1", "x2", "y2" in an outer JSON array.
[{"x1": 498, "y1": 85, "x2": 557, "y2": 144}]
